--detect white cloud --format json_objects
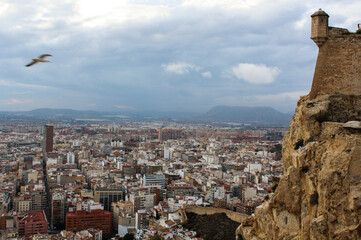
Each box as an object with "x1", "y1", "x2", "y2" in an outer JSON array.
[
  {"x1": 230, "y1": 63, "x2": 280, "y2": 84},
  {"x1": 0, "y1": 3, "x2": 10, "y2": 17},
  {"x1": 75, "y1": 1, "x2": 171, "y2": 28},
  {"x1": 201, "y1": 71, "x2": 212, "y2": 78},
  {"x1": 182, "y1": 0, "x2": 261, "y2": 9},
  {"x1": 162, "y1": 62, "x2": 200, "y2": 74}
]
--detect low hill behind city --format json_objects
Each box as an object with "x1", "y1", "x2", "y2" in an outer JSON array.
[
  {"x1": 0, "y1": 106, "x2": 292, "y2": 125},
  {"x1": 202, "y1": 106, "x2": 292, "y2": 124}
]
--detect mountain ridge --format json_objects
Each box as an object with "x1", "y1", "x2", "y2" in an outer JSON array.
[
  {"x1": 0, "y1": 106, "x2": 292, "y2": 125},
  {"x1": 203, "y1": 105, "x2": 292, "y2": 124}
]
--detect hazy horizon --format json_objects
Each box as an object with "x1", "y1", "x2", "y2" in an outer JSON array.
[
  {"x1": 0, "y1": 105, "x2": 295, "y2": 115},
  {"x1": 1, "y1": 1, "x2": 360, "y2": 113}
]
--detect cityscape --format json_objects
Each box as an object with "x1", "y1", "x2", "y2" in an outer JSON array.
[
  {"x1": 1, "y1": 1, "x2": 360, "y2": 240},
  {"x1": 0, "y1": 118, "x2": 285, "y2": 239}
]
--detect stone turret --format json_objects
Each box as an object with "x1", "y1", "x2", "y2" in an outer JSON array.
[{"x1": 311, "y1": 9, "x2": 329, "y2": 47}]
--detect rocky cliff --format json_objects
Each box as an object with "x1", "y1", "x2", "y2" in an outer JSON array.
[
  {"x1": 236, "y1": 10, "x2": 361, "y2": 240},
  {"x1": 184, "y1": 212, "x2": 240, "y2": 240}
]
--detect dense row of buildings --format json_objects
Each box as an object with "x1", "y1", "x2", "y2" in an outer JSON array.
[{"x1": 0, "y1": 121, "x2": 285, "y2": 239}]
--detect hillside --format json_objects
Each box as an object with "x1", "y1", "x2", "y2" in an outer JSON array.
[{"x1": 203, "y1": 106, "x2": 291, "y2": 124}]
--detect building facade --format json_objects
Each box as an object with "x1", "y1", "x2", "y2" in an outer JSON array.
[
  {"x1": 111, "y1": 201, "x2": 134, "y2": 231},
  {"x1": 51, "y1": 192, "x2": 66, "y2": 229},
  {"x1": 93, "y1": 187, "x2": 124, "y2": 212},
  {"x1": 65, "y1": 209, "x2": 112, "y2": 239},
  {"x1": 143, "y1": 173, "x2": 165, "y2": 189},
  {"x1": 17, "y1": 211, "x2": 48, "y2": 239}
]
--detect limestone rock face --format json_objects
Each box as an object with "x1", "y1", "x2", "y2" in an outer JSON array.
[
  {"x1": 236, "y1": 94, "x2": 361, "y2": 240},
  {"x1": 237, "y1": 10, "x2": 361, "y2": 240}
]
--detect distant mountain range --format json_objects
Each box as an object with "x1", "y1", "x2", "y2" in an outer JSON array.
[
  {"x1": 202, "y1": 106, "x2": 292, "y2": 124},
  {"x1": 0, "y1": 106, "x2": 292, "y2": 125}
]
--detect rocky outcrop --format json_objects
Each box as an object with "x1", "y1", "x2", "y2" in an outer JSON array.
[
  {"x1": 237, "y1": 94, "x2": 361, "y2": 240},
  {"x1": 236, "y1": 10, "x2": 361, "y2": 240}
]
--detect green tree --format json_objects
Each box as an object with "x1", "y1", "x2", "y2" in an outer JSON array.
[
  {"x1": 124, "y1": 233, "x2": 135, "y2": 240},
  {"x1": 149, "y1": 235, "x2": 164, "y2": 240}
]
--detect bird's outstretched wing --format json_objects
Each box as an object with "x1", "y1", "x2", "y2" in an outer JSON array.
[
  {"x1": 39, "y1": 54, "x2": 52, "y2": 59},
  {"x1": 26, "y1": 60, "x2": 37, "y2": 67}
]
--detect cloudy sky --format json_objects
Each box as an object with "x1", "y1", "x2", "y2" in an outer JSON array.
[{"x1": 0, "y1": 0, "x2": 360, "y2": 113}]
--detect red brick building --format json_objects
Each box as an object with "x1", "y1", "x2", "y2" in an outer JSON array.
[
  {"x1": 65, "y1": 209, "x2": 112, "y2": 238},
  {"x1": 17, "y1": 210, "x2": 48, "y2": 239}
]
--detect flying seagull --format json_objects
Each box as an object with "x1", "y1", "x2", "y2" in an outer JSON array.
[{"x1": 26, "y1": 54, "x2": 52, "y2": 67}]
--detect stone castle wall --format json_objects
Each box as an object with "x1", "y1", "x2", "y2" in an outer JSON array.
[
  {"x1": 310, "y1": 32, "x2": 361, "y2": 99},
  {"x1": 184, "y1": 206, "x2": 248, "y2": 223}
]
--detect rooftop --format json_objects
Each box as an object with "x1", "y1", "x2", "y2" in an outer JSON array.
[
  {"x1": 18, "y1": 210, "x2": 47, "y2": 223},
  {"x1": 311, "y1": 8, "x2": 329, "y2": 17}
]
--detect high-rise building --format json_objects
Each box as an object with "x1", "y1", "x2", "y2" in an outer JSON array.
[
  {"x1": 43, "y1": 124, "x2": 54, "y2": 153},
  {"x1": 51, "y1": 192, "x2": 66, "y2": 229},
  {"x1": 30, "y1": 188, "x2": 47, "y2": 212},
  {"x1": 93, "y1": 186, "x2": 124, "y2": 212}
]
